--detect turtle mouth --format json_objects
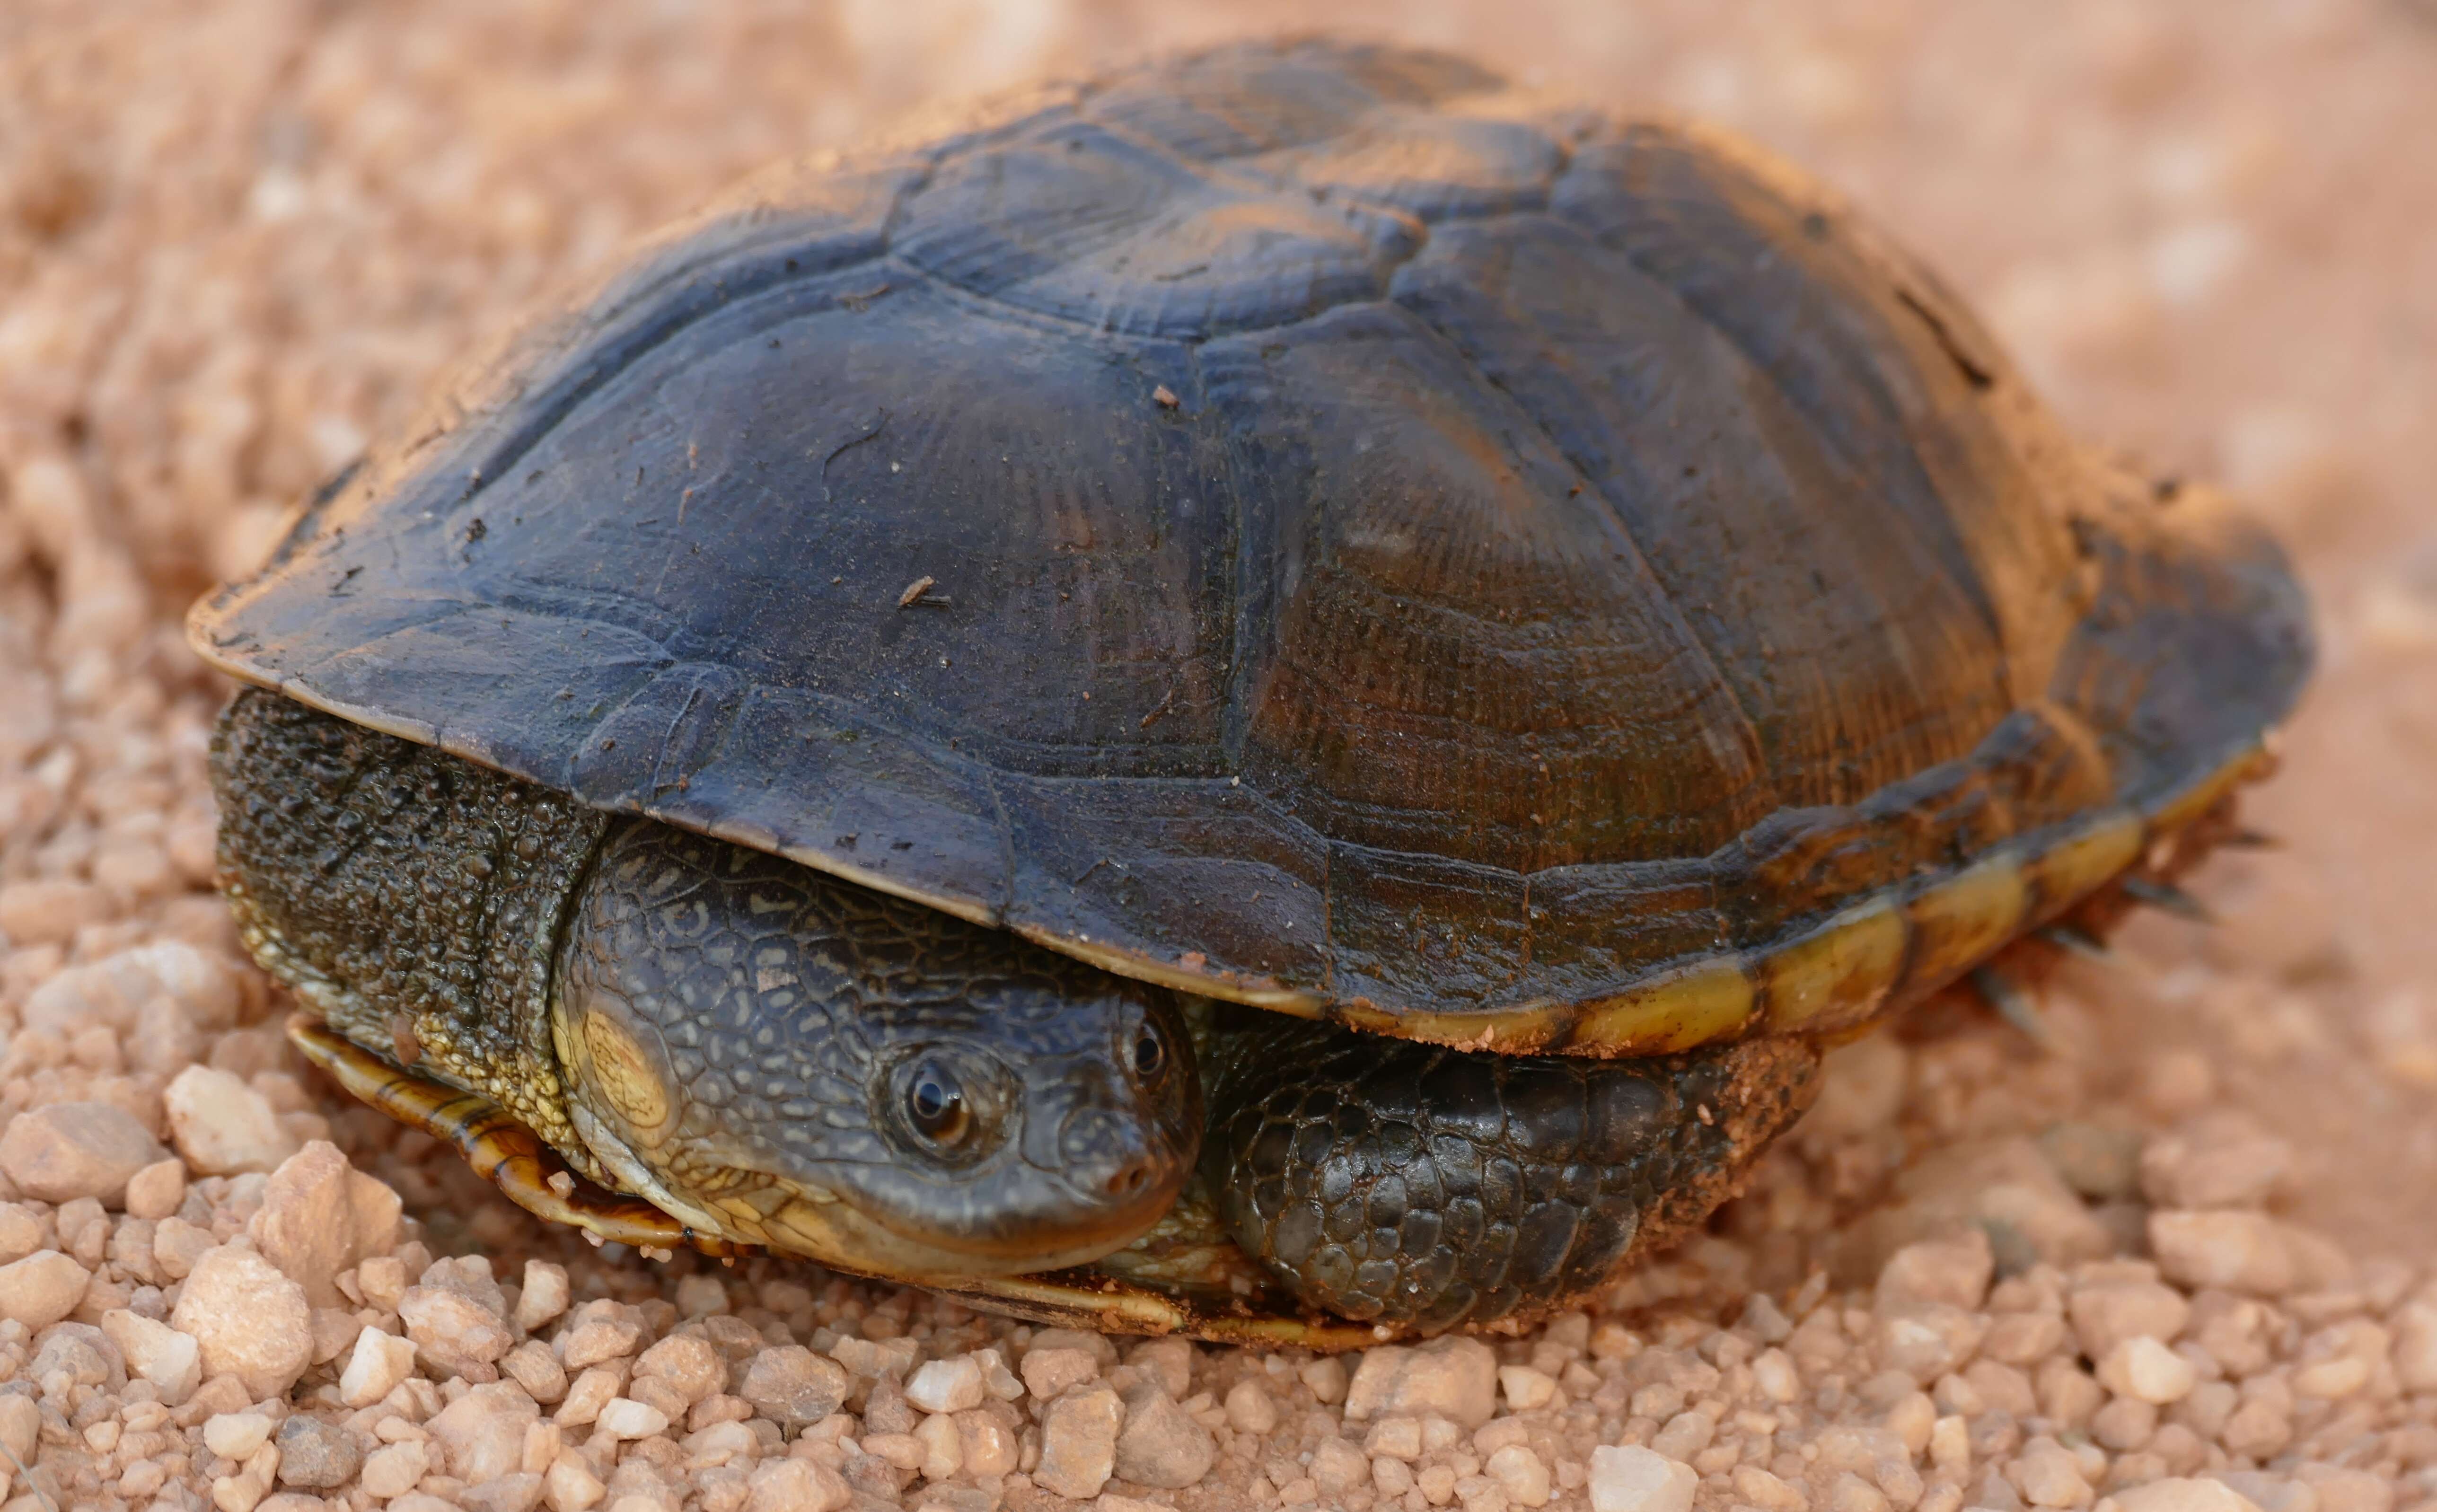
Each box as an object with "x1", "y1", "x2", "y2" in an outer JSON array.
[{"x1": 564, "y1": 1098, "x2": 1179, "y2": 1280}]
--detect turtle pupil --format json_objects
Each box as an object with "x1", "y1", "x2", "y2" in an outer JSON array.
[
  {"x1": 906, "y1": 1061, "x2": 968, "y2": 1143},
  {"x1": 1133, "y1": 1028, "x2": 1164, "y2": 1077}
]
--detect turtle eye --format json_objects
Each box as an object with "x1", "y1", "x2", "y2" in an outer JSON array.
[
  {"x1": 904, "y1": 1059, "x2": 971, "y2": 1147},
  {"x1": 1132, "y1": 1025, "x2": 1166, "y2": 1079}
]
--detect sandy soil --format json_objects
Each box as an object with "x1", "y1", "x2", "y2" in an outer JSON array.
[{"x1": 1, "y1": 3, "x2": 2433, "y2": 1512}]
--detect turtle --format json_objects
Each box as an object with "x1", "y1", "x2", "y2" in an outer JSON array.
[{"x1": 189, "y1": 38, "x2": 2312, "y2": 1345}]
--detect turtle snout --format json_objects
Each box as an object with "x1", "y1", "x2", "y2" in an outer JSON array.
[{"x1": 1056, "y1": 1102, "x2": 1169, "y2": 1200}]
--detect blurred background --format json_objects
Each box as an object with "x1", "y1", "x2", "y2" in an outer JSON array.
[{"x1": 0, "y1": 0, "x2": 2432, "y2": 1254}]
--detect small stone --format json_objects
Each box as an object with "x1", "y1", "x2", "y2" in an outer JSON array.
[
  {"x1": 1876, "y1": 1303, "x2": 1987, "y2": 1383},
  {"x1": 251, "y1": 1142, "x2": 381, "y2": 1307},
  {"x1": 905, "y1": 1354, "x2": 986, "y2": 1414},
  {"x1": 1803, "y1": 1035, "x2": 1909, "y2": 1142},
  {"x1": 633, "y1": 1332, "x2": 721, "y2": 1404},
  {"x1": 1114, "y1": 1380, "x2": 1215, "y2": 1488},
  {"x1": 1299, "y1": 1354, "x2": 1349, "y2": 1405},
  {"x1": 276, "y1": 1414, "x2": 364, "y2": 1488},
  {"x1": 2392, "y1": 1301, "x2": 2437, "y2": 1391},
  {"x1": 1487, "y1": 1445, "x2": 1552, "y2": 1508},
  {"x1": 1311, "y1": 1436, "x2": 1370, "y2": 1496},
  {"x1": 2070, "y1": 1272, "x2": 2192, "y2": 1360},
  {"x1": 360, "y1": 1440, "x2": 430, "y2": 1499},
  {"x1": 1588, "y1": 1445, "x2": 1698, "y2": 1512},
  {"x1": 737, "y1": 1345, "x2": 851, "y2": 1430},
  {"x1": 955, "y1": 1406, "x2": 1019, "y2": 1476},
  {"x1": 1021, "y1": 1343, "x2": 1100, "y2": 1400},
  {"x1": 544, "y1": 1450, "x2": 607, "y2": 1512},
  {"x1": 2036, "y1": 1123, "x2": 2147, "y2": 1202},
  {"x1": 170, "y1": 1244, "x2": 312, "y2": 1398},
  {"x1": 555, "y1": 1298, "x2": 644, "y2": 1368},
  {"x1": 427, "y1": 1380, "x2": 540, "y2": 1481},
  {"x1": 2091, "y1": 1395, "x2": 2157, "y2": 1451},
  {"x1": 103, "y1": 1306, "x2": 202, "y2": 1401},
  {"x1": 515, "y1": 1259, "x2": 571, "y2": 1330},
  {"x1": 2006, "y1": 1437, "x2": 2089, "y2": 1507},
  {"x1": 1344, "y1": 1336, "x2": 1500, "y2": 1428},
  {"x1": 401, "y1": 1282, "x2": 514, "y2": 1379},
  {"x1": 0, "y1": 1248, "x2": 90, "y2": 1327},
  {"x1": 1499, "y1": 1364, "x2": 1557, "y2": 1411},
  {"x1": 1876, "y1": 1231, "x2": 1995, "y2": 1313},
  {"x1": 0, "y1": 1100, "x2": 168, "y2": 1204},
  {"x1": 0, "y1": 879, "x2": 111, "y2": 945},
  {"x1": 598, "y1": 1397, "x2": 670, "y2": 1440},
  {"x1": 831, "y1": 1332, "x2": 921, "y2": 1380},
  {"x1": 0, "y1": 1204, "x2": 40, "y2": 1266},
  {"x1": 2294, "y1": 1466, "x2": 2389, "y2": 1512},
  {"x1": 2291, "y1": 1319, "x2": 2386, "y2": 1399},
  {"x1": 1734, "y1": 1467, "x2": 1809, "y2": 1512},
  {"x1": 2097, "y1": 1337, "x2": 2196, "y2": 1404},
  {"x1": 1035, "y1": 1383, "x2": 1125, "y2": 1500},
  {"x1": 2148, "y1": 1211, "x2": 2296, "y2": 1294},
  {"x1": 746, "y1": 1457, "x2": 850, "y2": 1512},
  {"x1": 205, "y1": 1411, "x2": 276, "y2": 1459},
  {"x1": 1127, "y1": 1336, "x2": 1194, "y2": 1398},
  {"x1": 2139, "y1": 1115, "x2": 2292, "y2": 1210},
  {"x1": 1651, "y1": 1409, "x2": 1716, "y2": 1462},
  {"x1": 339, "y1": 1326, "x2": 418, "y2": 1407},
  {"x1": 1984, "y1": 1311, "x2": 2067, "y2": 1365},
  {"x1": 1931, "y1": 1415, "x2": 1971, "y2": 1473},
  {"x1": 2109, "y1": 1478, "x2": 2265, "y2": 1512},
  {"x1": 1224, "y1": 1378, "x2": 1279, "y2": 1433},
  {"x1": 164, "y1": 1064, "x2": 301, "y2": 1175},
  {"x1": 912, "y1": 1410, "x2": 962, "y2": 1479},
  {"x1": 555, "y1": 1364, "x2": 622, "y2": 1425},
  {"x1": 464, "y1": 1473, "x2": 544, "y2": 1512},
  {"x1": 1753, "y1": 1347, "x2": 1801, "y2": 1403},
  {"x1": 501, "y1": 1338, "x2": 570, "y2": 1404}
]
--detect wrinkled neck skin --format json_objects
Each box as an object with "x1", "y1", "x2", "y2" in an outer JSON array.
[{"x1": 208, "y1": 688, "x2": 1199, "y2": 1279}]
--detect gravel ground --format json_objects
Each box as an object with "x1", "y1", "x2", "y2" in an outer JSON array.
[{"x1": 3, "y1": 3, "x2": 2435, "y2": 1512}]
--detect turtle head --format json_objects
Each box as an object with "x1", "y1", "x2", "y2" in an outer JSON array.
[{"x1": 550, "y1": 821, "x2": 1201, "y2": 1278}]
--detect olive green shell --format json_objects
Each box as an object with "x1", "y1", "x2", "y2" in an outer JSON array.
[{"x1": 188, "y1": 40, "x2": 2311, "y2": 1055}]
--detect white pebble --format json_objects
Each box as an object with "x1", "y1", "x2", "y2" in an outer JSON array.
[
  {"x1": 1588, "y1": 1445, "x2": 1697, "y2": 1512},
  {"x1": 1499, "y1": 1364, "x2": 1557, "y2": 1411},
  {"x1": 596, "y1": 1396, "x2": 670, "y2": 1440},
  {"x1": 904, "y1": 1355, "x2": 985, "y2": 1414},
  {"x1": 340, "y1": 1326, "x2": 418, "y2": 1408},
  {"x1": 1488, "y1": 1444, "x2": 1553, "y2": 1508},
  {"x1": 1753, "y1": 1347, "x2": 1801, "y2": 1403},
  {"x1": 2098, "y1": 1336, "x2": 2197, "y2": 1404},
  {"x1": 203, "y1": 1411, "x2": 274, "y2": 1459}
]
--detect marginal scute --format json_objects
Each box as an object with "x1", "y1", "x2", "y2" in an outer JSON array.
[
  {"x1": 2019, "y1": 809, "x2": 2146, "y2": 920},
  {"x1": 1565, "y1": 957, "x2": 1756, "y2": 1055},
  {"x1": 1900, "y1": 851, "x2": 2032, "y2": 996},
  {"x1": 2146, "y1": 739, "x2": 2272, "y2": 836},
  {"x1": 1758, "y1": 897, "x2": 1909, "y2": 1034}
]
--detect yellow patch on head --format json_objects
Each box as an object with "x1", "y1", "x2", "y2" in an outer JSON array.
[{"x1": 581, "y1": 1012, "x2": 671, "y2": 1132}]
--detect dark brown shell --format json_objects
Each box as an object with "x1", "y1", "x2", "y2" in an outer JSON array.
[{"x1": 189, "y1": 40, "x2": 2311, "y2": 1052}]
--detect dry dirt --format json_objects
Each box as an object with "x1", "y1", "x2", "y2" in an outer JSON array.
[{"x1": 1, "y1": 3, "x2": 2434, "y2": 1512}]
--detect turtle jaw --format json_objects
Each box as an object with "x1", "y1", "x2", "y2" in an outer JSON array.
[{"x1": 561, "y1": 1088, "x2": 1194, "y2": 1281}]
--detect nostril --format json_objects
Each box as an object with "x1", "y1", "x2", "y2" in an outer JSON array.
[{"x1": 1106, "y1": 1160, "x2": 1150, "y2": 1198}]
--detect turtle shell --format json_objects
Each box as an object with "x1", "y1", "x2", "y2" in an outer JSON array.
[{"x1": 188, "y1": 40, "x2": 2311, "y2": 1056}]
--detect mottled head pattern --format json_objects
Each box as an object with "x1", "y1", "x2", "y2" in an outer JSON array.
[{"x1": 553, "y1": 821, "x2": 1203, "y2": 1276}]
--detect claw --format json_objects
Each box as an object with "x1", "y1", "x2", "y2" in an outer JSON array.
[
  {"x1": 2038, "y1": 923, "x2": 2112, "y2": 962},
  {"x1": 2120, "y1": 876, "x2": 2217, "y2": 924},
  {"x1": 1971, "y1": 966, "x2": 2052, "y2": 1047}
]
